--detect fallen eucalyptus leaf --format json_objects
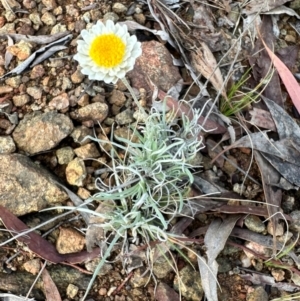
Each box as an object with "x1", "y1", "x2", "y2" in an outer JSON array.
[{"x1": 1, "y1": 34, "x2": 72, "y2": 79}]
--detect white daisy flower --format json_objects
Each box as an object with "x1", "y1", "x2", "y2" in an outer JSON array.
[{"x1": 74, "y1": 20, "x2": 142, "y2": 84}]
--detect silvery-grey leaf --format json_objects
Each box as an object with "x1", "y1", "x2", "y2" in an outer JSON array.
[
  {"x1": 4, "y1": 35, "x2": 13, "y2": 69},
  {"x1": 31, "y1": 45, "x2": 67, "y2": 67},
  {"x1": 1, "y1": 34, "x2": 72, "y2": 79},
  {"x1": 0, "y1": 294, "x2": 35, "y2": 301},
  {"x1": 0, "y1": 31, "x2": 70, "y2": 44}
]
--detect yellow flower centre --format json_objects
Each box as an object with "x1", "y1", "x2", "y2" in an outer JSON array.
[{"x1": 89, "y1": 34, "x2": 126, "y2": 68}]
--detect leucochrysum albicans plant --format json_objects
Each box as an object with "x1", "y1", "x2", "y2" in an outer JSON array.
[{"x1": 69, "y1": 20, "x2": 205, "y2": 299}]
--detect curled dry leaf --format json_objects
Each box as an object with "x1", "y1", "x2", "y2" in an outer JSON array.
[
  {"x1": 0, "y1": 32, "x2": 71, "y2": 44},
  {"x1": 189, "y1": 42, "x2": 226, "y2": 98}
]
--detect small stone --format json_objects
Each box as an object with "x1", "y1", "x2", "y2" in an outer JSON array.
[
  {"x1": 112, "y1": 3, "x2": 127, "y2": 13},
  {"x1": 0, "y1": 86, "x2": 13, "y2": 94},
  {"x1": 103, "y1": 12, "x2": 119, "y2": 23},
  {"x1": 77, "y1": 102, "x2": 108, "y2": 122},
  {"x1": 244, "y1": 241, "x2": 270, "y2": 260},
  {"x1": 71, "y1": 126, "x2": 93, "y2": 145},
  {"x1": 5, "y1": 11, "x2": 16, "y2": 22},
  {"x1": 277, "y1": 231, "x2": 293, "y2": 243},
  {"x1": 66, "y1": 284, "x2": 78, "y2": 299},
  {"x1": 108, "y1": 89, "x2": 126, "y2": 106},
  {"x1": 30, "y1": 65, "x2": 45, "y2": 79},
  {"x1": 56, "y1": 146, "x2": 74, "y2": 164},
  {"x1": 173, "y1": 265, "x2": 203, "y2": 301},
  {"x1": 74, "y1": 143, "x2": 100, "y2": 159},
  {"x1": 285, "y1": 34, "x2": 296, "y2": 43},
  {"x1": 246, "y1": 286, "x2": 268, "y2": 301},
  {"x1": 77, "y1": 187, "x2": 90, "y2": 199},
  {"x1": 267, "y1": 221, "x2": 284, "y2": 236},
  {"x1": 48, "y1": 93, "x2": 69, "y2": 110},
  {"x1": 23, "y1": 259, "x2": 41, "y2": 275},
  {"x1": 29, "y1": 12, "x2": 42, "y2": 25},
  {"x1": 0, "y1": 136, "x2": 16, "y2": 154},
  {"x1": 114, "y1": 127, "x2": 139, "y2": 143},
  {"x1": 41, "y1": 12, "x2": 56, "y2": 26},
  {"x1": 23, "y1": 0, "x2": 36, "y2": 9},
  {"x1": 155, "y1": 282, "x2": 179, "y2": 301},
  {"x1": 71, "y1": 69, "x2": 85, "y2": 83},
  {"x1": 99, "y1": 288, "x2": 107, "y2": 296},
  {"x1": 5, "y1": 76, "x2": 22, "y2": 88},
  {"x1": 12, "y1": 94, "x2": 31, "y2": 107},
  {"x1": 153, "y1": 255, "x2": 173, "y2": 279},
  {"x1": 271, "y1": 268, "x2": 285, "y2": 282},
  {"x1": 290, "y1": 210, "x2": 300, "y2": 232},
  {"x1": 0, "y1": 23, "x2": 15, "y2": 34},
  {"x1": 50, "y1": 24, "x2": 67, "y2": 34},
  {"x1": 56, "y1": 227, "x2": 85, "y2": 254},
  {"x1": 26, "y1": 87, "x2": 42, "y2": 99},
  {"x1": 66, "y1": 157, "x2": 87, "y2": 186},
  {"x1": 130, "y1": 268, "x2": 150, "y2": 288},
  {"x1": 78, "y1": 94, "x2": 89, "y2": 106},
  {"x1": 42, "y1": 0, "x2": 57, "y2": 9},
  {"x1": 85, "y1": 258, "x2": 112, "y2": 276},
  {"x1": 222, "y1": 155, "x2": 237, "y2": 175},
  {"x1": 244, "y1": 215, "x2": 265, "y2": 233},
  {"x1": 53, "y1": 6, "x2": 63, "y2": 15},
  {"x1": 134, "y1": 13, "x2": 146, "y2": 25},
  {"x1": 7, "y1": 40, "x2": 32, "y2": 60},
  {"x1": 61, "y1": 77, "x2": 72, "y2": 90},
  {"x1": 115, "y1": 109, "x2": 134, "y2": 125}
]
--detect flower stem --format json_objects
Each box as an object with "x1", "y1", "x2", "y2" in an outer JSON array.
[{"x1": 121, "y1": 77, "x2": 146, "y2": 113}]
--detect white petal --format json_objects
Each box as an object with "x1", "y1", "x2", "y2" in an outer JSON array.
[
  {"x1": 105, "y1": 19, "x2": 115, "y2": 31},
  {"x1": 117, "y1": 69, "x2": 126, "y2": 78},
  {"x1": 103, "y1": 74, "x2": 115, "y2": 83},
  {"x1": 81, "y1": 30, "x2": 93, "y2": 44}
]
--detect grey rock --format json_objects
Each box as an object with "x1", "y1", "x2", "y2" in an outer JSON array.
[
  {"x1": 13, "y1": 111, "x2": 73, "y2": 155},
  {"x1": 112, "y1": 3, "x2": 127, "y2": 14},
  {"x1": 56, "y1": 146, "x2": 75, "y2": 165},
  {"x1": 155, "y1": 282, "x2": 179, "y2": 301},
  {"x1": 173, "y1": 265, "x2": 203, "y2": 301},
  {"x1": 290, "y1": 210, "x2": 300, "y2": 232},
  {"x1": 0, "y1": 136, "x2": 16, "y2": 154},
  {"x1": 153, "y1": 255, "x2": 173, "y2": 279},
  {"x1": 115, "y1": 109, "x2": 134, "y2": 125},
  {"x1": 0, "y1": 154, "x2": 68, "y2": 216},
  {"x1": 246, "y1": 286, "x2": 268, "y2": 301},
  {"x1": 77, "y1": 102, "x2": 108, "y2": 122},
  {"x1": 103, "y1": 12, "x2": 119, "y2": 22},
  {"x1": 244, "y1": 215, "x2": 265, "y2": 233},
  {"x1": 130, "y1": 268, "x2": 150, "y2": 288},
  {"x1": 70, "y1": 125, "x2": 93, "y2": 145}
]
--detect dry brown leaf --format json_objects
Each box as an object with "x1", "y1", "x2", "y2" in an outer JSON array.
[
  {"x1": 190, "y1": 42, "x2": 226, "y2": 98},
  {"x1": 249, "y1": 107, "x2": 276, "y2": 131},
  {"x1": 42, "y1": 268, "x2": 62, "y2": 301}
]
